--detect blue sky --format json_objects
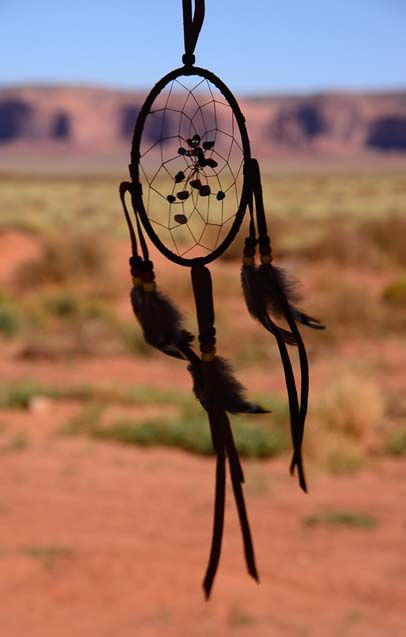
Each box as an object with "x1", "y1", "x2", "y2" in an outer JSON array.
[{"x1": 1, "y1": 0, "x2": 405, "y2": 94}]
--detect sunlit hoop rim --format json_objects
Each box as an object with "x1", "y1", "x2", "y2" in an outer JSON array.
[{"x1": 129, "y1": 65, "x2": 251, "y2": 267}]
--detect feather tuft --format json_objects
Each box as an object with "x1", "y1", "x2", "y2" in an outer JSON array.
[
  {"x1": 130, "y1": 285, "x2": 193, "y2": 359},
  {"x1": 187, "y1": 355, "x2": 268, "y2": 414},
  {"x1": 257, "y1": 264, "x2": 325, "y2": 330},
  {"x1": 241, "y1": 265, "x2": 296, "y2": 345}
]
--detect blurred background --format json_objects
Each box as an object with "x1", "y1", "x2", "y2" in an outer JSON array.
[{"x1": 0, "y1": 1, "x2": 405, "y2": 636}]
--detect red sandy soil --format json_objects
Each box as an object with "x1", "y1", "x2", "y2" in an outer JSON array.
[
  {"x1": 0, "y1": 231, "x2": 41, "y2": 283},
  {"x1": 0, "y1": 421, "x2": 405, "y2": 637},
  {"x1": 0, "y1": 231, "x2": 405, "y2": 636},
  {"x1": 0, "y1": 343, "x2": 405, "y2": 637}
]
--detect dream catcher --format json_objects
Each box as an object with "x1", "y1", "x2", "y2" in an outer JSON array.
[{"x1": 119, "y1": 0, "x2": 324, "y2": 598}]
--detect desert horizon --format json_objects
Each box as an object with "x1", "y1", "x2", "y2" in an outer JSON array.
[{"x1": 1, "y1": 84, "x2": 405, "y2": 177}]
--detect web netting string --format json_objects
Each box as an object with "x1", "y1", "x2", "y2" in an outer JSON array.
[{"x1": 137, "y1": 76, "x2": 244, "y2": 259}]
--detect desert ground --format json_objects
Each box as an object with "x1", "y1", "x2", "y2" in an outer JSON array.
[{"x1": 0, "y1": 171, "x2": 405, "y2": 636}]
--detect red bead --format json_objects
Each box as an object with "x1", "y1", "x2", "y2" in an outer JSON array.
[{"x1": 141, "y1": 271, "x2": 155, "y2": 283}]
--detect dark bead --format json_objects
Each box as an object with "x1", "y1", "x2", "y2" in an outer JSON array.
[
  {"x1": 259, "y1": 248, "x2": 272, "y2": 258},
  {"x1": 200, "y1": 342, "x2": 216, "y2": 353},
  {"x1": 129, "y1": 255, "x2": 143, "y2": 268},
  {"x1": 216, "y1": 190, "x2": 225, "y2": 201},
  {"x1": 258, "y1": 235, "x2": 271, "y2": 247},
  {"x1": 199, "y1": 185, "x2": 211, "y2": 197},
  {"x1": 205, "y1": 158, "x2": 218, "y2": 169},
  {"x1": 141, "y1": 271, "x2": 155, "y2": 282},
  {"x1": 175, "y1": 171, "x2": 185, "y2": 183},
  {"x1": 244, "y1": 236, "x2": 257, "y2": 247},
  {"x1": 167, "y1": 195, "x2": 176, "y2": 203},
  {"x1": 178, "y1": 147, "x2": 187, "y2": 156},
  {"x1": 174, "y1": 214, "x2": 188, "y2": 225},
  {"x1": 182, "y1": 53, "x2": 195, "y2": 66},
  {"x1": 142, "y1": 260, "x2": 154, "y2": 272},
  {"x1": 190, "y1": 179, "x2": 202, "y2": 189},
  {"x1": 203, "y1": 140, "x2": 215, "y2": 150},
  {"x1": 177, "y1": 190, "x2": 190, "y2": 201}
]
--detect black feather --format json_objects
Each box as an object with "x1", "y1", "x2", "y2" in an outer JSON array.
[
  {"x1": 187, "y1": 355, "x2": 268, "y2": 414},
  {"x1": 130, "y1": 285, "x2": 193, "y2": 359},
  {"x1": 241, "y1": 264, "x2": 296, "y2": 345},
  {"x1": 257, "y1": 264, "x2": 325, "y2": 331},
  {"x1": 241, "y1": 262, "x2": 308, "y2": 492}
]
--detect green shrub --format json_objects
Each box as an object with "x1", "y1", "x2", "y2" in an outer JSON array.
[
  {"x1": 42, "y1": 293, "x2": 80, "y2": 319},
  {"x1": 0, "y1": 307, "x2": 19, "y2": 338},
  {"x1": 382, "y1": 275, "x2": 406, "y2": 307},
  {"x1": 91, "y1": 415, "x2": 289, "y2": 459},
  {"x1": 21, "y1": 545, "x2": 73, "y2": 569},
  {"x1": 304, "y1": 511, "x2": 378, "y2": 529},
  {"x1": 0, "y1": 382, "x2": 41, "y2": 409},
  {"x1": 61, "y1": 404, "x2": 103, "y2": 435},
  {"x1": 385, "y1": 428, "x2": 406, "y2": 456},
  {"x1": 62, "y1": 397, "x2": 290, "y2": 459},
  {"x1": 326, "y1": 445, "x2": 363, "y2": 474}
]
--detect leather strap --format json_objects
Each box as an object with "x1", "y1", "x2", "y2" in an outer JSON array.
[{"x1": 182, "y1": 0, "x2": 205, "y2": 65}]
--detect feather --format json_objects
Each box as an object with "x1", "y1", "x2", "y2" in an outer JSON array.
[
  {"x1": 257, "y1": 264, "x2": 325, "y2": 331},
  {"x1": 187, "y1": 354, "x2": 268, "y2": 414},
  {"x1": 241, "y1": 262, "x2": 307, "y2": 492},
  {"x1": 241, "y1": 264, "x2": 296, "y2": 345},
  {"x1": 130, "y1": 285, "x2": 193, "y2": 359}
]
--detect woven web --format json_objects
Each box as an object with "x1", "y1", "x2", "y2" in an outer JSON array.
[{"x1": 139, "y1": 76, "x2": 244, "y2": 259}]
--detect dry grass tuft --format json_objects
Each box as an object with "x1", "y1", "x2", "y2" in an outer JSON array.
[
  {"x1": 293, "y1": 218, "x2": 388, "y2": 269},
  {"x1": 12, "y1": 232, "x2": 117, "y2": 298},
  {"x1": 382, "y1": 274, "x2": 406, "y2": 307},
  {"x1": 304, "y1": 373, "x2": 386, "y2": 473},
  {"x1": 363, "y1": 214, "x2": 406, "y2": 268},
  {"x1": 314, "y1": 374, "x2": 385, "y2": 440},
  {"x1": 310, "y1": 269, "x2": 381, "y2": 335}
]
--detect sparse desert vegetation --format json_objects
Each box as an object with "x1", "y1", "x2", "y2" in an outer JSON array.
[
  {"x1": 0, "y1": 170, "x2": 405, "y2": 636},
  {"x1": 0, "y1": 172, "x2": 404, "y2": 469}
]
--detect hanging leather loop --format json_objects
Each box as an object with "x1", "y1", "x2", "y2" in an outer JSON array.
[
  {"x1": 119, "y1": 182, "x2": 139, "y2": 258},
  {"x1": 120, "y1": 182, "x2": 150, "y2": 262},
  {"x1": 247, "y1": 158, "x2": 309, "y2": 492},
  {"x1": 182, "y1": 0, "x2": 205, "y2": 66},
  {"x1": 248, "y1": 158, "x2": 269, "y2": 239}
]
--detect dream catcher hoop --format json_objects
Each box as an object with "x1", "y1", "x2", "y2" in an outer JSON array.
[
  {"x1": 130, "y1": 65, "x2": 251, "y2": 266},
  {"x1": 120, "y1": 0, "x2": 324, "y2": 598}
]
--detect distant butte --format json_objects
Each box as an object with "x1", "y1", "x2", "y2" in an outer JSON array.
[{"x1": 0, "y1": 85, "x2": 405, "y2": 173}]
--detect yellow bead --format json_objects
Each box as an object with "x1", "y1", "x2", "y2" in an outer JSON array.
[
  {"x1": 260, "y1": 254, "x2": 272, "y2": 264},
  {"x1": 143, "y1": 282, "x2": 157, "y2": 292},
  {"x1": 243, "y1": 257, "x2": 255, "y2": 266},
  {"x1": 132, "y1": 277, "x2": 142, "y2": 286},
  {"x1": 202, "y1": 352, "x2": 216, "y2": 362}
]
